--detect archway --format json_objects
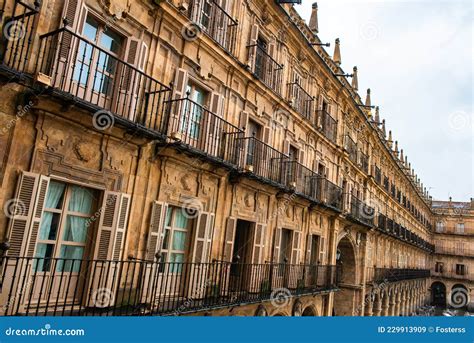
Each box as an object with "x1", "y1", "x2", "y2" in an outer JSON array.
[
  {"x1": 302, "y1": 305, "x2": 317, "y2": 316},
  {"x1": 333, "y1": 235, "x2": 357, "y2": 316},
  {"x1": 431, "y1": 282, "x2": 446, "y2": 307}
]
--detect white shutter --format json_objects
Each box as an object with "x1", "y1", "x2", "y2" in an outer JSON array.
[
  {"x1": 173, "y1": 68, "x2": 189, "y2": 100},
  {"x1": 25, "y1": 175, "x2": 50, "y2": 257},
  {"x1": 272, "y1": 228, "x2": 282, "y2": 263},
  {"x1": 305, "y1": 234, "x2": 312, "y2": 264},
  {"x1": 192, "y1": 212, "x2": 210, "y2": 263},
  {"x1": 252, "y1": 223, "x2": 266, "y2": 264},
  {"x1": 239, "y1": 111, "x2": 249, "y2": 131},
  {"x1": 291, "y1": 230, "x2": 302, "y2": 265},
  {"x1": 223, "y1": 217, "x2": 236, "y2": 262},
  {"x1": 319, "y1": 237, "x2": 326, "y2": 263},
  {"x1": 247, "y1": 24, "x2": 259, "y2": 70},
  {"x1": 146, "y1": 201, "x2": 168, "y2": 261}
]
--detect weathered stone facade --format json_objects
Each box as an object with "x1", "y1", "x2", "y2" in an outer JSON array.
[{"x1": 0, "y1": 0, "x2": 470, "y2": 316}]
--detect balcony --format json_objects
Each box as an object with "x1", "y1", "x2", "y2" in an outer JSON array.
[
  {"x1": 431, "y1": 270, "x2": 471, "y2": 281},
  {"x1": 373, "y1": 268, "x2": 430, "y2": 283},
  {"x1": 359, "y1": 151, "x2": 369, "y2": 174},
  {"x1": 248, "y1": 43, "x2": 283, "y2": 94},
  {"x1": 165, "y1": 97, "x2": 243, "y2": 162},
  {"x1": 186, "y1": 0, "x2": 238, "y2": 55},
  {"x1": 281, "y1": 160, "x2": 316, "y2": 196},
  {"x1": 317, "y1": 110, "x2": 337, "y2": 144},
  {"x1": 435, "y1": 246, "x2": 474, "y2": 257},
  {"x1": 0, "y1": 256, "x2": 338, "y2": 316},
  {"x1": 348, "y1": 195, "x2": 375, "y2": 227},
  {"x1": 287, "y1": 82, "x2": 314, "y2": 120},
  {"x1": 34, "y1": 28, "x2": 172, "y2": 135},
  {"x1": 374, "y1": 166, "x2": 382, "y2": 184}
]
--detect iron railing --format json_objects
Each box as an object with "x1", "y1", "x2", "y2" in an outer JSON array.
[
  {"x1": 349, "y1": 195, "x2": 375, "y2": 227},
  {"x1": 0, "y1": 256, "x2": 338, "y2": 316},
  {"x1": 248, "y1": 43, "x2": 283, "y2": 94},
  {"x1": 373, "y1": 268, "x2": 431, "y2": 283},
  {"x1": 317, "y1": 178, "x2": 343, "y2": 211},
  {"x1": 374, "y1": 166, "x2": 382, "y2": 184},
  {"x1": 0, "y1": 0, "x2": 40, "y2": 74},
  {"x1": 435, "y1": 246, "x2": 474, "y2": 257},
  {"x1": 317, "y1": 110, "x2": 337, "y2": 144},
  {"x1": 187, "y1": 0, "x2": 238, "y2": 55},
  {"x1": 238, "y1": 137, "x2": 288, "y2": 185},
  {"x1": 287, "y1": 82, "x2": 314, "y2": 120},
  {"x1": 281, "y1": 160, "x2": 315, "y2": 196},
  {"x1": 359, "y1": 151, "x2": 369, "y2": 174},
  {"x1": 35, "y1": 28, "x2": 172, "y2": 133},
  {"x1": 165, "y1": 97, "x2": 244, "y2": 161}
]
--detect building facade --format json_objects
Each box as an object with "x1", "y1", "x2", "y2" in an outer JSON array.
[{"x1": 0, "y1": 0, "x2": 468, "y2": 316}]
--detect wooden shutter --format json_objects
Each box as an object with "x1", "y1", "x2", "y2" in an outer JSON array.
[
  {"x1": 291, "y1": 230, "x2": 302, "y2": 265},
  {"x1": 223, "y1": 217, "x2": 236, "y2": 262},
  {"x1": 319, "y1": 237, "x2": 325, "y2": 263},
  {"x1": 248, "y1": 24, "x2": 259, "y2": 69},
  {"x1": 209, "y1": 92, "x2": 224, "y2": 116},
  {"x1": 263, "y1": 126, "x2": 271, "y2": 144},
  {"x1": 239, "y1": 111, "x2": 249, "y2": 131},
  {"x1": 283, "y1": 140, "x2": 290, "y2": 155},
  {"x1": 192, "y1": 212, "x2": 209, "y2": 263},
  {"x1": 111, "y1": 194, "x2": 131, "y2": 261},
  {"x1": 138, "y1": 43, "x2": 148, "y2": 72},
  {"x1": 145, "y1": 201, "x2": 168, "y2": 261},
  {"x1": 272, "y1": 227, "x2": 282, "y2": 262},
  {"x1": 205, "y1": 213, "x2": 215, "y2": 263},
  {"x1": 305, "y1": 234, "x2": 312, "y2": 264},
  {"x1": 299, "y1": 150, "x2": 305, "y2": 165},
  {"x1": 94, "y1": 191, "x2": 120, "y2": 261},
  {"x1": 173, "y1": 68, "x2": 189, "y2": 100},
  {"x1": 26, "y1": 175, "x2": 50, "y2": 257},
  {"x1": 252, "y1": 224, "x2": 266, "y2": 264},
  {"x1": 59, "y1": 0, "x2": 83, "y2": 60},
  {"x1": 5, "y1": 172, "x2": 40, "y2": 257}
]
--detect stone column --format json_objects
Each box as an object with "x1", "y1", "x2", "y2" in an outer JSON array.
[
  {"x1": 381, "y1": 294, "x2": 390, "y2": 316},
  {"x1": 395, "y1": 292, "x2": 401, "y2": 316},
  {"x1": 364, "y1": 295, "x2": 374, "y2": 317},
  {"x1": 373, "y1": 294, "x2": 383, "y2": 317}
]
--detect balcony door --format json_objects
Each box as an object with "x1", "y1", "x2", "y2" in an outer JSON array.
[
  {"x1": 180, "y1": 83, "x2": 209, "y2": 146},
  {"x1": 72, "y1": 16, "x2": 124, "y2": 111},
  {"x1": 30, "y1": 181, "x2": 99, "y2": 307},
  {"x1": 245, "y1": 119, "x2": 262, "y2": 168}
]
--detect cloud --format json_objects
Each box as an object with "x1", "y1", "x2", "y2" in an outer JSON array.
[{"x1": 296, "y1": 0, "x2": 473, "y2": 201}]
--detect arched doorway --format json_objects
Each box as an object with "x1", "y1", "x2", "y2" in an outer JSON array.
[
  {"x1": 333, "y1": 236, "x2": 357, "y2": 316},
  {"x1": 431, "y1": 282, "x2": 446, "y2": 307},
  {"x1": 302, "y1": 306, "x2": 317, "y2": 316}
]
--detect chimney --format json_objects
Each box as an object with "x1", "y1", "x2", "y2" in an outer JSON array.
[
  {"x1": 309, "y1": 3, "x2": 319, "y2": 34},
  {"x1": 352, "y1": 66, "x2": 358, "y2": 91},
  {"x1": 333, "y1": 38, "x2": 341, "y2": 66}
]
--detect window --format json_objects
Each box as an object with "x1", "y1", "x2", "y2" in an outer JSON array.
[
  {"x1": 255, "y1": 36, "x2": 268, "y2": 80},
  {"x1": 181, "y1": 82, "x2": 209, "y2": 139},
  {"x1": 160, "y1": 207, "x2": 193, "y2": 273},
  {"x1": 436, "y1": 221, "x2": 445, "y2": 233},
  {"x1": 35, "y1": 181, "x2": 99, "y2": 272},
  {"x1": 74, "y1": 15, "x2": 124, "y2": 95},
  {"x1": 288, "y1": 145, "x2": 299, "y2": 162},
  {"x1": 456, "y1": 223, "x2": 465, "y2": 234},
  {"x1": 456, "y1": 264, "x2": 466, "y2": 276},
  {"x1": 435, "y1": 262, "x2": 444, "y2": 273}
]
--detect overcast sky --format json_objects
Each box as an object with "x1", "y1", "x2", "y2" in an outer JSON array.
[{"x1": 295, "y1": 0, "x2": 473, "y2": 202}]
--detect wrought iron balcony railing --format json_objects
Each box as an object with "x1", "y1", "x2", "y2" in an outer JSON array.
[
  {"x1": 238, "y1": 137, "x2": 289, "y2": 185},
  {"x1": 165, "y1": 97, "x2": 244, "y2": 162},
  {"x1": 374, "y1": 166, "x2": 382, "y2": 184},
  {"x1": 248, "y1": 44, "x2": 283, "y2": 94},
  {"x1": 318, "y1": 178, "x2": 344, "y2": 211},
  {"x1": 287, "y1": 82, "x2": 314, "y2": 120},
  {"x1": 359, "y1": 151, "x2": 369, "y2": 174},
  {"x1": 187, "y1": 0, "x2": 238, "y2": 55},
  {"x1": 317, "y1": 110, "x2": 337, "y2": 144},
  {"x1": 435, "y1": 246, "x2": 474, "y2": 257},
  {"x1": 0, "y1": 256, "x2": 338, "y2": 316},
  {"x1": 281, "y1": 160, "x2": 316, "y2": 196},
  {"x1": 373, "y1": 268, "x2": 430, "y2": 283},
  {"x1": 35, "y1": 28, "x2": 172, "y2": 134},
  {"x1": 349, "y1": 195, "x2": 375, "y2": 227}
]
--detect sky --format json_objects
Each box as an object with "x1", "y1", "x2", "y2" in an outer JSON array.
[{"x1": 295, "y1": 0, "x2": 473, "y2": 202}]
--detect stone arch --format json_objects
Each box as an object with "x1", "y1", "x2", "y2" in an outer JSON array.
[
  {"x1": 302, "y1": 305, "x2": 318, "y2": 316},
  {"x1": 292, "y1": 300, "x2": 303, "y2": 316},
  {"x1": 333, "y1": 234, "x2": 358, "y2": 316},
  {"x1": 431, "y1": 281, "x2": 446, "y2": 307}
]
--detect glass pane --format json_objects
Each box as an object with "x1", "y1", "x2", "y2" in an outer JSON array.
[
  {"x1": 169, "y1": 253, "x2": 184, "y2": 273},
  {"x1": 68, "y1": 186, "x2": 95, "y2": 214},
  {"x1": 45, "y1": 181, "x2": 66, "y2": 209},
  {"x1": 165, "y1": 207, "x2": 172, "y2": 227},
  {"x1": 100, "y1": 29, "x2": 123, "y2": 54},
  {"x1": 39, "y1": 212, "x2": 61, "y2": 241},
  {"x1": 34, "y1": 243, "x2": 55, "y2": 272},
  {"x1": 57, "y1": 245, "x2": 85, "y2": 273},
  {"x1": 83, "y1": 16, "x2": 99, "y2": 42},
  {"x1": 174, "y1": 210, "x2": 188, "y2": 229},
  {"x1": 172, "y1": 231, "x2": 187, "y2": 251},
  {"x1": 63, "y1": 215, "x2": 89, "y2": 243},
  {"x1": 162, "y1": 229, "x2": 170, "y2": 250}
]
